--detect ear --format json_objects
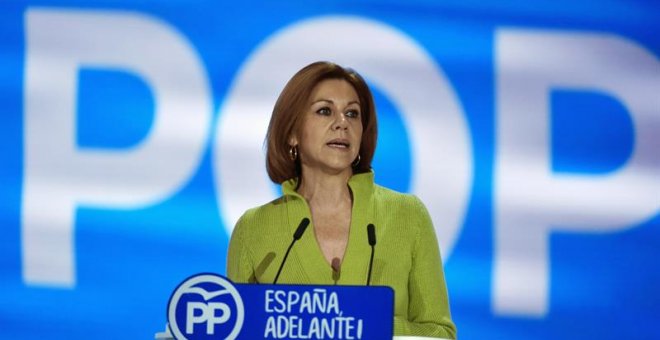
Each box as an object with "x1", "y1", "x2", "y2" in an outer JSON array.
[{"x1": 288, "y1": 135, "x2": 298, "y2": 147}]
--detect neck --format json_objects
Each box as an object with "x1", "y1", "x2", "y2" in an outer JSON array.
[{"x1": 297, "y1": 167, "x2": 353, "y2": 206}]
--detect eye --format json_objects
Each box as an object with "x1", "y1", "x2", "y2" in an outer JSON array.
[
  {"x1": 345, "y1": 109, "x2": 360, "y2": 118},
  {"x1": 316, "y1": 107, "x2": 331, "y2": 116}
]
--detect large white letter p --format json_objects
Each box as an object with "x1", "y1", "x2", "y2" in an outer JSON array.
[
  {"x1": 494, "y1": 30, "x2": 660, "y2": 317},
  {"x1": 22, "y1": 9, "x2": 211, "y2": 287}
]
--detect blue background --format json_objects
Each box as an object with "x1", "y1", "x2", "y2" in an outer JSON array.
[{"x1": 1, "y1": 1, "x2": 659, "y2": 339}]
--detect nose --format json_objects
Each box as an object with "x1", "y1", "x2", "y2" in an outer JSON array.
[{"x1": 332, "y1": 113, "x2": 348, "y2": 130}]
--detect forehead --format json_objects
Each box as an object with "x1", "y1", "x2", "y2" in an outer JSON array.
[{"x1": 309, "y1": 78, "x2": 359, "y2": 102}]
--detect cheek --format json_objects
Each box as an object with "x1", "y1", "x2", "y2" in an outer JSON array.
[
  {"x1": 353, "y1": 123, "x2": 363, "y2": 141},
  {"x1": 300, "y1": 125, "x2": 322, "y2": 148}
]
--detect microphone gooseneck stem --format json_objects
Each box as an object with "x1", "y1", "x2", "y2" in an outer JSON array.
[
  {"x1": 273, "y1": 240, "x2": 295, "y2": 284},
  {"x1": 273, "y1": 218, "x2": 310, "y2": 284},
  {"x1": 367, "y1": 244, "x2": 375, "y2": 286}
]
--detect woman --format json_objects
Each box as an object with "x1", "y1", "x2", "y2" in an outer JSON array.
[{"x1": 227, "y1": 61, "x2": 456, "y2": 338}]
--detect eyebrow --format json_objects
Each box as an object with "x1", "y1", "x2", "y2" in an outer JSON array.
[{"x1": 312, "y1": 99, "x2": 360, "y2": 106}]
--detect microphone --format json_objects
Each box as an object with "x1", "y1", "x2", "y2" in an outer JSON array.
[
  {"x1": 366, "y1": 223, "x2": 376, "y2": 286},
  {"x1": 273, "y1": 218, "x2": 310, "y2": 284},
  {"x1": 331, "y1": 257, "x2": 341, "y2": 283}
]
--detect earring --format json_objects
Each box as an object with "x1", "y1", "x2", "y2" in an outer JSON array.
[
  {"x1": 289, "y1": 145, "x2": 298, "y2": 161},
  {"x1": 352, "y1": 154, "x2": 361, "y2": 167}
]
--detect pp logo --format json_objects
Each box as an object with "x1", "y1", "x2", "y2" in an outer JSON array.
[{"x1": 167, "y1": 273, "x2": 244, "y2": 340}]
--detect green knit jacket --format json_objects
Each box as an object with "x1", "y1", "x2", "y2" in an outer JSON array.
[{"x1": 226, "y1": 172, "x2": 457, "y2": 338}]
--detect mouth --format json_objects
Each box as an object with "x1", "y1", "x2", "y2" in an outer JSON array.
[{"x1": 326, "y1": 138, "x2": 350, "y2": 149}]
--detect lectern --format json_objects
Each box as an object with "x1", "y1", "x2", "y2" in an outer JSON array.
[{"x1": 160, "y1": 273, "x2": 395, "y2": 340}]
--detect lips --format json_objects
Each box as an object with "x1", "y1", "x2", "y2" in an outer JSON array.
[{"x1": 327, "y1": 138, "x2": 350, "y2": 149}]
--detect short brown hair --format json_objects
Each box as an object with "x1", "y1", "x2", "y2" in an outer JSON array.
[{"x1": 265, "y1": 61, "x2": 377, "y2": 184}]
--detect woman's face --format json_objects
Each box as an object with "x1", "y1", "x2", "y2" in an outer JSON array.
[{"x1": 291, "y1": 78, "x2": 363, "y2": 176}]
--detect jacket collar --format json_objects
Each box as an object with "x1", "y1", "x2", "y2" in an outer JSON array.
[{"x1": 280, "y1": 171, "x2": 376, "y2": 284}]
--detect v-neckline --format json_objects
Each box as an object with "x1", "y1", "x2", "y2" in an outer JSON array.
[{"x1": 282, "y1": 172, "x2": 375, "y2": 285}]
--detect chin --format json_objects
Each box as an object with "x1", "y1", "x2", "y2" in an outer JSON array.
[{"x1": 322, "y1": 162, "x2": 353, "y2": 174}]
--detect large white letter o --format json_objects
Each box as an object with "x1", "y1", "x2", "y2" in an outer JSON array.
[{"x1": 214, "y1": 16, "x2": 472, "y2": 259}]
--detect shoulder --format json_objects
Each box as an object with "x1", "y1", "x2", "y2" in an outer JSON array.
[
  {"x1": 372, "y1": 186, "x2": 442, "y2": 256},
  {"x1": 372, "y1": 184, "x2": 435, "y2": 239},
  {"x1": 373, "y1": 184, "x2": 429, "y2": 215},
  {"x1": 233, "y1": 196, "x2": 291, "y2": 236}
]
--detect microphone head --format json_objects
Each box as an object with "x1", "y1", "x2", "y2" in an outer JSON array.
[
  {"x1": 367, "y1": 223, "x2": 376, "y2": 246},
  {"x1": 293, "y1": 218, "x2": 310, "y2": 240},
  {"x1": 331, "y1": 257, "x2": 341, "y2": 273},
  {"x1": 331, "y1": 257, "x2": 341, "y2": 281}
]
